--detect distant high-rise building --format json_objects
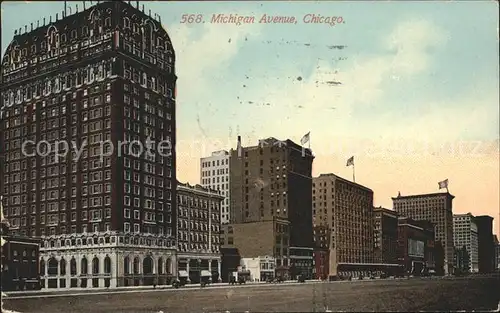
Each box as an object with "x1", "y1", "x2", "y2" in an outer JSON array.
[
  {"x1": 475, "y1": 215, "x2": 495, "y2": 273},
  {"x1": 453, "y1": 213, "x2": 479, "y2": 272},
  {"x1": 312, "y1": 173, "x2": 374, "y2": 279},
  {"x1": 200, "y1": 150, "x2": 231, "y2": 224},
  {"x1": 393, "y1": 192, "x2": 455, "y2": 275},
  {"x1": 229, "y1": 136, "x2": 314, "y2": 279},
  {"x1": 373, "y1": 207, "x2": 399, "y2": 264},
  {"x1": 1, "y1": 1, "x2": 178, "y2": 289}
]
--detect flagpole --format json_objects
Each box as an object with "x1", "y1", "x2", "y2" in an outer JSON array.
[{"x1": 352, "y1": 163, "x2": 355, "y2": 183}]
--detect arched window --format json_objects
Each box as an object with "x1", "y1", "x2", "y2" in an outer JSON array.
[
  {"x1": 143, "y1": 256, "x2": 153, "y2": 275},
  {"x1": 40, "y1": 258, "x2": 46, "y2": 276},
  {"x1": 48, "y1": 257, "x2": 58, "y2": 276},
  {"x1": 124, "y1": 256, "x2": 130, "y2": 274},
  {"x1": 92, "y1": 257, "x2": 99, "y2": 274},
  {"x1": 123, "y1": 17, "x2": 130, "y2": 29},
  {"x1": 104, "y1": 256, "x2": 111, "y2": 274},
  {"x1": 70, "y1": 258, "x2": 77, "y2": 275},
  {"x1": 60, "y1": 258, "x2": 67, "y2": 276},
  {"x1": 133, "y1": 257, "x2": 140, "y2": 274},
  {"x1": 166, "y1": 258, "x2": 172, "y2": 275},
  {"x1": 81, "y1": 257, "x2": 88, "y2": 275},
  {"x1": 158, "y1": 258, "x2": 164, "y2": 275}
]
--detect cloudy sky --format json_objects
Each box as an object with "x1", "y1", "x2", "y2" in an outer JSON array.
[{"x1": 2, "y1": 1, "x2": 499, "y2": 235}]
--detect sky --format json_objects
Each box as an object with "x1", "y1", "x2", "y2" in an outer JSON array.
[{"x1": 2, "y1": 1, "x2": 499, "y2": 236}]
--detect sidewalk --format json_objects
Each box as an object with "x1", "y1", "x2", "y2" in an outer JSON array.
[{"x1": 4, "y1": 280, "x2": 321, "y2": 298}]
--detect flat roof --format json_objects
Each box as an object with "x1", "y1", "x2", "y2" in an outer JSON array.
[
  {"x1": 392, "y1": 192, "x2": 455, "y2": 200},
  {"x1": 314, "y1": 173, "x2": 373, "y2": 193}
]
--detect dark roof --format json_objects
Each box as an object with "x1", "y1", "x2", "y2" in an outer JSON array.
[
  {"x1": 392, "y1": 192, "x2": 455, "y2": 200},
  {"x1": 315, "y1": 173, "x2": 373, "y2": 193}
]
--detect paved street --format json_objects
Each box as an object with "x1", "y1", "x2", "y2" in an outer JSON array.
[{"x1": 4, "y1": 276, "x2": 500, "y2": 313}]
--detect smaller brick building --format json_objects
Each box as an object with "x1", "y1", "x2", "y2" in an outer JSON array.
[
  {"x1": 313, "y1": 225, "x2": 330, "y2": 279},
  {"x1": 397, "y1": 217, "x2": 436, "y2": 275},
  {"x1": 221, "y1": 218, "x2": 291, "y2": 279},
  {"x1": 1, "y1": 223, "x2": 41, "y2": 291}
]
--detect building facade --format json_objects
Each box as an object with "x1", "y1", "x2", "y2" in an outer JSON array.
[
  {"x1": 1, "y1": 222, "x2": 41, "y2": 291},
  {"x1": 312, "y1": 225, "x2": 330, "y2": 279},
  {"x1": 220, "y1": 247, "x2": 241, "y2": 283},
  {"x1": 221, "y1": 218, "x2": 291, "y2": 279},
  {"x1": 453, "y1": 213, "x2": 479, "y2": 272},
  {"x1": 393, "y1": 192, "x2": 455, "y2": 275},
  {"x1": 373, "y1": 207, "x2": 399, "y2": 264},
  {"x1": 475, "y1": 215, "x2": 495, "y2": 273},
  {"x1": 454, "y1": 245, "x2": 470, "y2": 274},
  {"x1": 229, "y1": 136, "x2": 314, "y2": 279},
  {"x1": 494, "y1": 235, "x2": 500, "y2": 271},
  {"x1": 240, "y1": 255, "x2": 276, "y2": 281},
  {"x1": 0, "y1": 1, "x2": 178, "y2": 289},
  {"x1": 200, "y1": 150, "x2": 231, "y2": 224},
  {"x1": 397, "y1": 217, "x2": 436, "y2": 275},
  {"x1": 176, "y1": 182, "x2": 223, "y2": 283},
  {"x1": 312, "y1": 173, "x2": 374, "y2": 279}
]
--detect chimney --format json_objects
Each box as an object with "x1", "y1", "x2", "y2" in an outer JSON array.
[
  {"x1": 43, "y1": 18, "x2": 46, "y2": 26},
  {"x1": 56, "y1": 13, "x2": 59, "y2": 20},
  {"x1": 237, "y1": 136, "x2": 242, "y2": 158},
  {"x1": 25, "y1": 25, "x2": 28, "y2": 33},
  {"x1": 31, "y1": 23, "x2": 33, "y2": 31}
]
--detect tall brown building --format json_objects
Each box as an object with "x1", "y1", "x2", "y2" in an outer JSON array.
[
  {"x1": 475, "y1": 215, "x2": 495, "y2": 273},
  {"x1": 373, "y1": 207, "x2": 399, "y2": 264},
  {"x1": 229, "y1": 136, "x2": 314, "y2": 278},
  {"x1": 176, "y1": 182, "x2": 223, "y2": 283},
  {"x1": 1, "y1": 2, "x2": 177, "y2": 289},
  {"x1": 393, "y1": 192, "x2": 455, "y2": 275},
  {"x1": 312, "y1": 173, "x2": 374, "y2": 279}
]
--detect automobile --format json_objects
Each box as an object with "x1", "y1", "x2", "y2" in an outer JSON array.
[
  {"x1": 229, "y1": 276, "x2": 237, "y2": 285},
  {"x1": 297, "y1": 275, "x2": 306, "y2": 283},
  {"x1": 238, "y1": 277, "x2": 246, "y2": 285},
  {"x1": 172, "y1": 279, "x2": 186, "y2": 289}
]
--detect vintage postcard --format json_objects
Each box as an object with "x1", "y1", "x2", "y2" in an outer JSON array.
[{"x1": 0, "y1": 0, "x2": 499, "y2": 312}]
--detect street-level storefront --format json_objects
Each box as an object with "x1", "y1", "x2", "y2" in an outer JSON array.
[
  {"x1": 177, "y1": 253, "x2": 221, "y2": 283},
  {"x1": 290, "y1": 247, "x2": 314, "y2": 279}
]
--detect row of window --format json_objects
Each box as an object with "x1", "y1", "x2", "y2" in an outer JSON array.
[{"x1": 201, "y1": 158, "x2": 229, "y2": 168}]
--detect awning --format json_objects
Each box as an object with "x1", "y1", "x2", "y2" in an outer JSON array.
[
  {"x1": 201, "y1": 270, "x2": 212, "y2": 277},
  {"x1": 178, "y1": 270, "x2": 189, "y2": 277}
]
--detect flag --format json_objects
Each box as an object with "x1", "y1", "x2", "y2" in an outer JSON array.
[
  {"x1": 438, "y1": 179, "x2": 448, "y2": 190},
  {"x1": 346, "y1": 156, "x2": 354, "y2": 167},
  {"x1": 300, "y1": 132, "x2": 310, "y2": 145}
]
